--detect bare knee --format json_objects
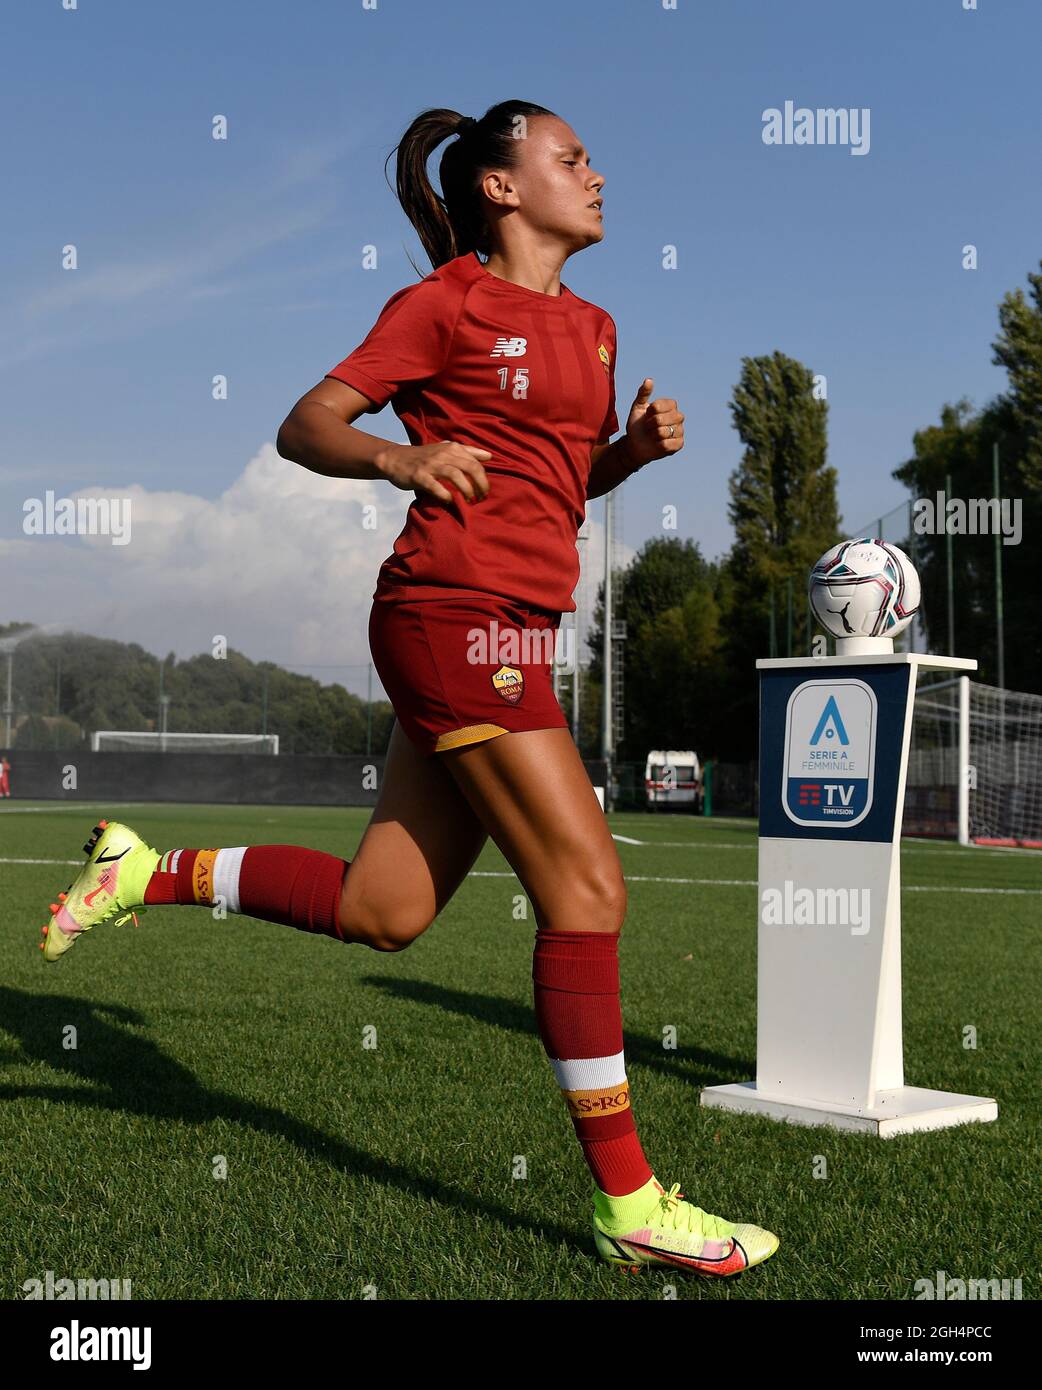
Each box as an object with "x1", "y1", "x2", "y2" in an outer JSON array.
[
  {"x1": 358, "y1": 932, "x2": 415, "y2": 953},
  {"x1": 340, "y1": 906, "x2": 434, "y2": 952},
  {"x1": 538, "y1": 866, "x2": 627, "y2": 934},
  {"x1": 594, "y1": 872, "x2": 627, "y2": 933},
  {"x1": 339, "y1": 861, "x2": 435, "y2": 951}
]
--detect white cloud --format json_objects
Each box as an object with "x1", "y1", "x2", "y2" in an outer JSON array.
[
  {"x1": 2, "y1": 446, "x2": 407, "y2": 693},
  {"x1": 1, "y1": 447, "x2": 634, "y2": 695}
]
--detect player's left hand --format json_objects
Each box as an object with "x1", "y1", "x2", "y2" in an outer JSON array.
[{"x1": 624, "y1": 378, "x2": 684, "y2": 467}]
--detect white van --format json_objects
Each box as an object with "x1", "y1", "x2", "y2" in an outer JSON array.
[{"x1": 645, "y1": 749, "x2": 703, "y2": 812}]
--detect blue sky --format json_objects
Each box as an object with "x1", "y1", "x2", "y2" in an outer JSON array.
[{"x1": 2, "y1": 0, "x2": 1039, "y2": 692}]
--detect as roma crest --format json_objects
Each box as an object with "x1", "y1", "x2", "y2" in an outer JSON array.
[{"x1": 491, "y1": 665, "x2": 524, "y2": 705}]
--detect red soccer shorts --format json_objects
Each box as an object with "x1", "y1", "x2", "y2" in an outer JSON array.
[{"x1": 368, "y1": 595, "x2": 570, "y2": 756}]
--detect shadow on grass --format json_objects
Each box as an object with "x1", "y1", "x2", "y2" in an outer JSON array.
[
  {"x1": 360, "y1": 975, "x2": 753, "y2": 1085},
  {"x1": 0, "y1": 984, "x2": 588, "y2": 1258}
]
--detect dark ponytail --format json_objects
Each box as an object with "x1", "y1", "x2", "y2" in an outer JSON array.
[{"x1": 387, "y1": 100, "x2": 557, "y2": 273}]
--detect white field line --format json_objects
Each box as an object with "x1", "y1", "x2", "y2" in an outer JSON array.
[
  {"x1": 469, "y1": 870, "x2": 1040, "y2": 896},
  {"x1": 614, "y1": 836, "x2": 750, "y2": 848},
  {"x1": 612, "y1": 835, "x2": 1042, "y2": 857},
  {"x1": 611, "y1": 814, "x2": 756, "y2": 827},
  {"x1": 0, "y1": 803, "x2": 173, "y2": 813},
  {"x1": 905, "y1": 841, "x2": 1042, "y2": 856},
  {"x1": 2, "y1": 857, "x2": 84, "y2": 866},
  {"x1": 4, "y1": 858, "x2": 1038, "y2": 894},
  {"x1": 1, "y1": 806, "x2": 1035, "y2": 856}
]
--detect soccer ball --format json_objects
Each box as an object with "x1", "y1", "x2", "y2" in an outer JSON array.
[{"x1": 809, "y1": 538, "x2": 921, "y2": 642}]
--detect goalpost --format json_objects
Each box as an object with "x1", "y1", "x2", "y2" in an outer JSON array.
[
  {"x1": 91, "y1": 731, "x2": 279, "y2": 755},
  {"x1": 904, "y1": 677, "x2": 1042, "y2": 847}
]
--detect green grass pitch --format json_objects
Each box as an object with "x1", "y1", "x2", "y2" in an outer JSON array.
[{"x1": 1, "y1": 802, "x2": 1039, "y2": 1300}]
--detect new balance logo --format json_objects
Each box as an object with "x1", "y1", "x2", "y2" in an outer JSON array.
[{"x1": 489, "y1": 336, "x2": 527, "y2": 357}]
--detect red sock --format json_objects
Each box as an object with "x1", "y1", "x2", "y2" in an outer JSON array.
[
  {"x1": 143, "y1": 845, "x2": 348, "y2": 940},
  {"x1": 532, "y1": 928, "x2": 654, "y2": 1197}
]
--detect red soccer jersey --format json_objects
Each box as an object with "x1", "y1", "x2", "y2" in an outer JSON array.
[{"x1": 325, "y1": 250, "x2": 618, "y2": 614}]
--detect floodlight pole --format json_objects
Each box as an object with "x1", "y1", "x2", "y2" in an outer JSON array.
[
  {"x1": 573, "y1": 533, "x2": 588, "y2": 745},
  {"x1": 366, "y1": 662, "x2": 372, "y2": 756},
  {"x1": 159, "y1": 695, "x2": 171, "y2": 754},
  {"x1": 602, "y1": 490, "x2": 614, "y2": 784},
  {"x1": 572, "y1": 622, "x2": 580, "y2": 743},
  {"x1": 993, "y1": 444, "x2": 1005, "y2": 691},
  {"x1": 944, "y1": 473, "x2": 955, "y2": 655},
  {"x1": 3, "y1": 650, "x2": 12, "y2": 748}
]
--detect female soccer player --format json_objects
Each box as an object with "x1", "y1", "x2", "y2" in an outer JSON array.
[{"x1": 40, "y1": 101, "x2": 778, "y2": 1279}]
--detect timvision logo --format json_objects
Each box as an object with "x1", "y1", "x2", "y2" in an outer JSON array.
[{"x1": 782, "y1": 679, "x2": 877, "y2": 828}]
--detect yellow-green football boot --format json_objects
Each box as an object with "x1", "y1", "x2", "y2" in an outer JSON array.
[
  {"x1": 40, "y1": 819, "x2": 159, "y2": 962},
  {"x1": 593, "y1": 1176, "x2": 779, "y2": 1277}
]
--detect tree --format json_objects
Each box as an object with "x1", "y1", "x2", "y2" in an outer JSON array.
[
  {"x1": 894, "y1": 261, "x2": 1042, "y2": 691},
  {"x1": 727, "y1": 351, "x2": 840, "y2": 634},
  {"x1": 586, "y1": 537, "x2": 729, "y2": 759},
  {"x1": 1, "y1": 631, "x2": 395, "y2": 754},
  {"x1": 991, "y1": 260, "x2": 1042, "y2": 488},
  {"x1": 721, "y1": 352, "x2": 842, "y2": 754}
]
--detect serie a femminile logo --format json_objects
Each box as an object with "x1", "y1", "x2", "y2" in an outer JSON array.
[{"x1": 782, "y1": 680, "x2": 877, "y2": 829}]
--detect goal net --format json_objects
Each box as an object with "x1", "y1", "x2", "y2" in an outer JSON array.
[
  {"x1": 91, "y1": 731, "x2": 279, "y2": 755},
  {"x1": 904, "y1": 678, "x2": 1042, "y2": 847}
]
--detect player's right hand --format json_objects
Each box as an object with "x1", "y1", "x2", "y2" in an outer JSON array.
[{"x1": 375, "y1": 441, "x2": 491, "y2": 505}]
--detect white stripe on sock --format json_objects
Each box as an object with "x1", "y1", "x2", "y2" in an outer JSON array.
[
  {"x1": 169, "y1": 849, "x2": 182, "y2": 874},
  {"x1": 550, "y1": 1051, "x2": 627, "y2": 1091},
  {"x1": 212, "y1": 847, "x2": 248, "y2": 914}
]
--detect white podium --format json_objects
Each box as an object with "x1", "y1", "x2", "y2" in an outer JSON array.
[{"x1": 700, "y1": 653, "x2": 998, "y2": 1138}]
